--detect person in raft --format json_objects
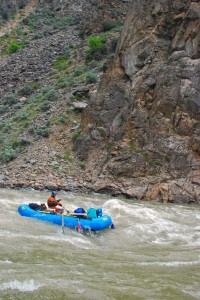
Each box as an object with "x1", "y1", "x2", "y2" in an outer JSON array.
[{"x1": 47, "y1": 191, "x2": 63, "y2": 213}]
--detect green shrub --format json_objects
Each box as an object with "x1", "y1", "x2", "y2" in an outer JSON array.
[
  {"x1": 63, "y1": 150, "x2": 71, "y2": 161},
  {"x1": 10, "y1": 27, "x2": 27, "y2": 36},
  {"x1": 22, "y1": 16, "x2": 35, "y2": 27},
  {"x1": 32, "y1": 32, "x2": 44, "y2": 40},
  {"x1": 0, "y1": 121, "x2": 12, "y2": 133},
  {"x1": 17, "y1": 138, "x2": 32, "y2": 146},
  {"x1": 52, "y1": 53, "x2": 69, "y2": 70},
  {"x1": 128, "y1": 141, "x2": 137, "y2": 151},
  {"x1": 43, "y1": 88, "x2": 60, "y2": 102},
  {"x1": 7, "y1": 42, "x2": 22, "y2": 53},
  {"x1": 141, "y1": 151, "x2": 148, "y2": 160},
  {"x1": 79, "y1": 161, "x2": 86, "y2": 170},
  {"x1": 18, "y1": 39, "x2": 29, "y2": 48},
  {"x1": 74, "y1": 66, "x2": 88, "y2": 77},
  {"x1": 11, "y1": 138, "x2": 20, "y2": 148},
  {"x1": 13, "y1": 103, "x2": 22, "y2": 110},
  {"x1": 35, "y1": 126, "x2": 49, "y2": 137},
  {"x1": 86, "y1": 45, "x2": 107, "y2": 61},
  {"x1": 70, "y1": 94, "x2": 80, "y2": 102},
  {"x1": 22, "y1": 8, "x2": 80, "y2": 31},
  {"x1": 40, "y1": 101, "x2": 51, "y2": 111},
  {"x1": 56, "y1": 116, "x2": 67, "y2": 124},
  {"x1": 64, "y1": 16, "x2": 80, "y2": 26},
  {"x1": 28, "y1": 94, "x2": 42, "y2": 105},
  {"x1": 17, "y1": 84, "x2": 34, "y2": 96},
  {"x1": 86, "y1": 34, "x2": 107, "y2": 61},
  {"x1": 31, "y1": 82, "x2": 40, "y2": 89},
  {"x1": 72, "y1": 130, "x2": 81, "y2": 141},
  {"x1": 28, "y1": 126, "x2": 35, "y2": 134},
  {"x1": 79, "y1": 30, "x2": 84, "y2": 39},
  {"x1": 13, "y1": 111, "x2": 29, "y2": 121},
  {"x1": 88, "y1": 35, "x2": 106, "y2": 48},
  {"x1": 87, "y1": 60, "x2": 98, "y2": 69},
  {"x1": 0, "y1": 141, "x2": 17, "y2": 162},
  {"x1": 113, "y1": 8, "x2": 125, "y2": 17},
  {"x1": 55, "y1": 77, "x2": 67, "y2": 89},
  {"x1": 0, "y1": 105, "x2": 9, "y2": 115},
  {"x1": 164, "y1": 155, "x2": 171, "y2": 162},
  {"x1": 85, "y1": 72, "x2": 98, "y2": 84},
  {"x1": 101, "y1": 20, "x2": 117, "y2": 32},
  {"x1": 161, "y1": 178, "x2": 168, "y2": 183},
  {"x1": 2, "y1": 93, "x2": 18, "y2": 105},
  {"x1": 111, "y1": 25, "x2": 123, "y2": 33}
]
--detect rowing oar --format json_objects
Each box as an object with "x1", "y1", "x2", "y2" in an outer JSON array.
[
  {"x1": 62, "y1": 212, "x2": 65, "y2": 234},
  {"x1": 61, "y1": 205, "x2": 70, "y2": 234},
  {"x1": 62, "y1": 205, "x2": 70, "y2": 214}
]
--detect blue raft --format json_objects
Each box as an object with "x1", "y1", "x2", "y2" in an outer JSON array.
[{"x1": 18, "y1": 204, "x2": 113, "y2": 231}]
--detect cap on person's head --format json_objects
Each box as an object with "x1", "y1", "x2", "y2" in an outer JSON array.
[{"x1": 51, "y1": 191, "x2": 57, "y2": 196}]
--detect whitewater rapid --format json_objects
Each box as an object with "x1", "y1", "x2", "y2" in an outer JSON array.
[{"x1": 0, "y1": 188, "x2": 199, "y2": 299}]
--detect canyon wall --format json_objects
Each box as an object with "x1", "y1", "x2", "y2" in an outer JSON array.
[{"x1": 75, "y1": 0, "x2": 200, "y2": 203}]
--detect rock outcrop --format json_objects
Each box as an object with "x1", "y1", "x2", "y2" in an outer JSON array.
[{"x1": 75, "y1": 0, "x2": 200, "y2": 203}]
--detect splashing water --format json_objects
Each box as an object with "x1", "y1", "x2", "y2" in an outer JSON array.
[{"x1": 0, "y1": 188, "x2": 199, "y2": 299}]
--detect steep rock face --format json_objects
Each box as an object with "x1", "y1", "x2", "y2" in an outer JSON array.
[
  {"x1": 0, "y1": 0, "x2": 128, "y2": 193},
  {"x1": 0, "y1": 0, "x2": 30, "y2": 21},
  {"x1": 75, "y1": 0, "x2": 200, "y2": 203}
]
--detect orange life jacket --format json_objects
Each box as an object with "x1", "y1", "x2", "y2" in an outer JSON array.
[{"x1": 47, "y1": 196, "x2": 57, "y2": 207}]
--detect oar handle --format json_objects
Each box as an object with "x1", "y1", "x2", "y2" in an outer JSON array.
[{"x1": 63, "y1": 205, "x2": 70, "y2": 213}]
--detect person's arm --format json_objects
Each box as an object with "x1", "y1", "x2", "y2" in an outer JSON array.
[{"x1": 56, "y1": 199, "x2": 62, "y2": 206}]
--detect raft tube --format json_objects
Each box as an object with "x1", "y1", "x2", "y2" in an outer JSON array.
[{"x1": 18, "y1": 204, "x2": 113, "y2": 231}]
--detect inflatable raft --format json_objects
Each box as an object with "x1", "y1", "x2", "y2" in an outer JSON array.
[{"x1": 18, "y1": 204, "x2": 114, "y2": 231}]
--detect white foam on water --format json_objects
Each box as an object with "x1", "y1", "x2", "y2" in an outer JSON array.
[
  {"x1": 104, "y1": 199, "x2": 173, "y2": 228},
  {"x1": 0, "y1": 260, "x2": 12, "y2": 264},
  {"x1": 0, "y1": 279, "x2": 43, "y2": 291},
  {"x1": 182, "y1": 288, "x2": 200, "y2": 299},
  {"x1": 137, "y1": 260, "x2": 200, "y2": 267},
  {"x1": 196, "y1": 214, "x2": 200, "y2": 220},
  {"x1": 0, "y1": 230, "x2": 23, "y2": 238},
  {"x1": 102, "y1": 198, "x2": 200, "y2": 248},
  {"x1": 30, "y1": 232, "x2": 93, "y2": 249},
  {"x1": 0, "y1": 227, "x2": 94, "y2": 250},
  {"x1": 51, "y1": 233, "x2": 95, "y2": 249},
  {"x1": 48, "y1": 232, "x2": 96, "y2": 249}
]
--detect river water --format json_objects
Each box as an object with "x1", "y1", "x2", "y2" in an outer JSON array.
[{"x1": 0, "y1": 188, "x2": 199, "y2": 300}]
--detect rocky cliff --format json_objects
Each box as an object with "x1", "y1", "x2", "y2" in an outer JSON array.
[
  {"x1": 75, "y1": 0, "x2": 200, "y2": 203},
  {"x1": 0, "y1": 0, "x2": 200, "y2": 204}
]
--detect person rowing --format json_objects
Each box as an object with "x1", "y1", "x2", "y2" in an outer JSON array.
[{"x1": 47, "y1": 191, "x2": 63, "y2": 213}]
